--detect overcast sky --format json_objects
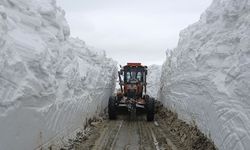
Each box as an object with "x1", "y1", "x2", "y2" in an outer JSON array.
[{"x1": 57, "y1": 0, "x2": 212, "y2": 65}]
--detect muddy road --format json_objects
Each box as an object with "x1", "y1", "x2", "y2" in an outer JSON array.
[
  {"x1": 63, "y1": 105, "x2": 216, "y2": 150},
  {"x1": 89, "y1": 110, "x2": 180, "y2": 150}
]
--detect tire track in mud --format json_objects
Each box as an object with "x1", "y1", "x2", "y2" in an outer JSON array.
[
  {"x1": 150, "y1": 120, "x2": 185, "y2": 150},
  {"x1": 137, "y1": 119, "x2": 155, "y2": 150},
  {"x1": 93, "y1": 120, "x2": 123, "y2": 150}
]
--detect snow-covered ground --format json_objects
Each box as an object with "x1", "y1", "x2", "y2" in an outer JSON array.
[
  {"x1": 147, "y1": 65, "x2": 161, "y2": 98},
  {"x1": 0, "y1": 0, "x2": 116, "y2": 150},
  {"x1": 159, "y1": 0, "x2": 250, "y2": 150}
]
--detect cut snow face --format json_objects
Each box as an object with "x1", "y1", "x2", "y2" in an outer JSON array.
[
  {"x1": 159, "y1": 0, "x2": 250, "y2": 150},
  {"x1": 0, "y1": 0, "x2": 117, "y2": 150}
]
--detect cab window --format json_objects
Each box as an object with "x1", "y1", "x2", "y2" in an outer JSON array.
[
  {"x1": 126, "y1": 72, "x2": 131, "y2": 81},
  {"x1": 137, "y1": 72, "x2": 142, "y2": 81}
]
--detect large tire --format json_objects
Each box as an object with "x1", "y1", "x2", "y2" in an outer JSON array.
[
  {"x1": 108, "y1": 96, "x2": 117, "y2": 120},
  {"x1": 146, "y1": 98, "x2": 155, "y2": 121}
]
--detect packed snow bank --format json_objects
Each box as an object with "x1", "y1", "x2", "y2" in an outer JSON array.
[
  {"x1": 0, "y1": 0, "x2": 117, "y2": 150},
  {"x1": 147, "y1": 65, "x2": 161, "y2": 98},
  {"x1": 159, "y1": 0, "x2": 250, "y2": 150}
]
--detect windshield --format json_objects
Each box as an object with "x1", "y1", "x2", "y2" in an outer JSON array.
[{"x1": 125, "y1": 71, "x2": 143, "y2": 82}]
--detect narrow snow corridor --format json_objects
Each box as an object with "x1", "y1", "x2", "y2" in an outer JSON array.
[{"x1": 0, "y1": 0, "x2": 250, "y2": 150}]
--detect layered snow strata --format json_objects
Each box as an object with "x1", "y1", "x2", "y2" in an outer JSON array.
[
  {"x1": 159, "y1": 0, "x2": 250, "y2": 150},
  {"x1": 0, "y1": 0, "x2": 117, "y2": 150}
]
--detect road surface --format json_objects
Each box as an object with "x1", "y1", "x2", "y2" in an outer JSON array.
[
  {"x1": 76, "y1": 108, "x2": 186, "y2": 150},
  {"x1": 65, "y1": 106, "x2": 216, "y2": 150}
]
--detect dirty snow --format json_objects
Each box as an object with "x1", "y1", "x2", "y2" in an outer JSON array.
[
  {"x1": 0, "y1": 0, "x2": 116, "y2": 150},
  {"x1": 159, "y1": 0, "x2": 250, "y2": 150}
]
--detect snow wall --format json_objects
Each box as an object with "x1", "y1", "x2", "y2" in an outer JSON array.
[
  {"x1": 159, "y1": 0, "x2": 250, "y2": 150},
  {"x1": 147, "y1": 65, "x2": 161, "y2": 98},
  {"x1": 0, "y1": 0, "x2": 117, "y2": 150}
]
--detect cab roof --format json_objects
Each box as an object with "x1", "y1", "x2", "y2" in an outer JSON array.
[
  {"x1": 123, "y1": 63, "x2": 147, "y2": 71},
  {"x1": 126, "y1": 63, "x2": 142, "y2": 67}
]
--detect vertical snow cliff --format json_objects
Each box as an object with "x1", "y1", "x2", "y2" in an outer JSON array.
[
  {"x1": 159, "y1": 0, "x2": 250, "y2": 150},
  {"x1": 0, "y1": 0, "x2": 116, "y2": 149}
]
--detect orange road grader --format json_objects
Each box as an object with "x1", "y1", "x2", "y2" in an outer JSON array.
[{"x1": 108, "y1": 63, "x2": 155, "y2": 121}]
